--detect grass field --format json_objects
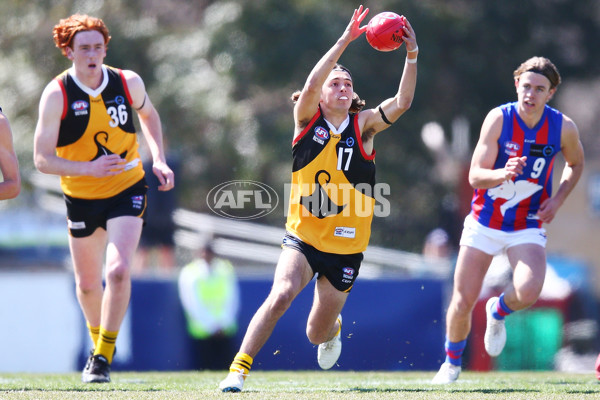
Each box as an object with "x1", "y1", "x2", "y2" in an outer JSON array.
[{"x1": 0, "y1": 370, "x2": 599, "y2": 399}]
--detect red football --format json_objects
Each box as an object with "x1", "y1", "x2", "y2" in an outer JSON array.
[{"x1": 366, "y1": 12, "x2": 406, "y2": 52}]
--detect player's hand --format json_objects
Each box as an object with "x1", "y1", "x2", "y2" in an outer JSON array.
[
  {"x1": 503, "y1": 156, "x2": 527, "y2": 181},
  {"x1": 536, "y1": 197, "x2": 560, "y2": 223},
  {"x1": 342, "y1": 5, "x2": 369, "y2": 42},
  {"x1": 152, "y1": 160, "x2": 175, "y2": 191},
  {"x1": 401, "y1": 16, "x2": 418, "y2": 52},
  {"x1": 87, "y1": 154, "x2": 125, "y2": 177}
]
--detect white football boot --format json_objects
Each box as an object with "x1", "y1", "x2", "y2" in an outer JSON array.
[
  {"x1": 484, "y1": 297, "x2": 507, "y2": 357},
  {"x1": 219, "y1": 368, "x2": 247, "y2": 393},
  {"x1": 317, "y1": 314, "x2": 342, "y2": 369},
  {"x1": 431, "y1": 362, "x2": 461, "y2": 384}
]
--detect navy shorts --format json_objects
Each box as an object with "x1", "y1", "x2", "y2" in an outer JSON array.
[
  {"x1": 282, "y1": 232, "x2": 363, "y2": 293},
  {"x1": 64, "y1": 179, "x2": 148, "y2": 238}
]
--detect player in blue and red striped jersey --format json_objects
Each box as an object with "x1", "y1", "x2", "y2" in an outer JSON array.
[{"x1": 433, "y1": 56, "x2": 584, "y2": 384}]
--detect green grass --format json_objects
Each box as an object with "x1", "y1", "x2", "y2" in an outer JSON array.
[{"x1": 0, "y1": 370, "x2": 598, "y2": 399}]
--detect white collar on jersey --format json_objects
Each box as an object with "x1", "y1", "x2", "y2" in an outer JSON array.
[
  {"x1": 323, "y1": 115, "x2": 350, "y2": 135},
  {"x1": 68, "y1": 64, "x2": 109, "y2": 97}
]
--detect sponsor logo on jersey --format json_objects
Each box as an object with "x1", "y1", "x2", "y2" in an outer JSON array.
[
  {"x1": 334, "y1": 226, "x2": 356, "y2": 238},
  {"x1": 345, "y1": 137, "x2": 355, "y2": 147},
  {"x1": 124, "y1": 158, "x2": 140, "y2": 171},
  {"x1": 71, "y1": 100, "x2": 89, "y2": 116},
  {"x1": 529, "y1": 144, "x2": 555, "y2": 158},
  {"x1": 504, "y1": 141, "x2": 520, "y2": 157},
  {"x1": 106, "y1": 95, "x2": 126, "y2": 106}
]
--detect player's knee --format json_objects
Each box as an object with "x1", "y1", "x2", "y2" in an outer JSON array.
[
  {"x1": 105, "y1": 262, "x2": 130, "y2": 285},
  {"x1": 76, "y1": 279, "x2": 102, "y2": 295},
  {"x1": 450, "y1": 295, "x2": 477, "y2": 317},
  {"x1": 266, "y1": 289, "x2": 295, "y2": 317},
  {"x1": 515, "y1": 285, "x2": 542, "y2": 308}
]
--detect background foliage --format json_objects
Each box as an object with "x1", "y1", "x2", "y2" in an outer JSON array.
[{"x1": 1, "y1": 0, "x2": 599, "y2": 252}]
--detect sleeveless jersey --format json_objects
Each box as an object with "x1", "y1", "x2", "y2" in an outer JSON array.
[
  {"x1": 55, "y1": 65, "x2": 144, "y2": 199},
  {"x1": 285, "y1": 108, "x2": 376, "y2": 254},
  {"x1": 470, "y1": 102, "x2": 563, "y2": 231}
]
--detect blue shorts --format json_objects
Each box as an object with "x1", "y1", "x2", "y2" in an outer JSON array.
[
  {"x1": 64, "y1": 179, "x2": 148, "y2": 238},
  {"x1": 282, "y1": 232, "x2": 363, "y2": 293}
]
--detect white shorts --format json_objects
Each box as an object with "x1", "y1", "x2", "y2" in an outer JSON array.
[{"x1": 459, "y1": 214, "x2": 547, "y2": 256}]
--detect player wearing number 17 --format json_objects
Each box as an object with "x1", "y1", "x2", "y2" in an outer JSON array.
[
  {"x1": 33, "y1": 14, "x2": 174, "y2": 383},
  {"x1": 432, "y1": 57, "x2": 584, "y2": 384},
  {"x1": 219, "y1": 5, "x2": 418, "y2": 392}
]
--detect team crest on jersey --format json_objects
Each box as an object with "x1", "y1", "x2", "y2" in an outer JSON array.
[
  {"x1": 504, "y1": 141, "x2": 520, "y2": 157},
  {"x1": 71, "y1": 100, "x2": 89, "y2": 116}
]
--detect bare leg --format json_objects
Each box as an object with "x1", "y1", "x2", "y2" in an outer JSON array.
[
  {"x1": 306, "y1": 276, "x2": 348, "y2": 344},
  {"x1": 70, "y1": 229, "x2": 108, "y2": 327},
  {"x1": 238, "y1": 248, "x2": 314, "y2": 358},
  {"x1": 101, "y1": 216, "x2": 143, "y2": 331},
  {"x1": 503, "y1": 243, "x2": 546, "y2": 311},
  {"x1": 445, "y1": 246, "x2": 494, "y2": 342}
]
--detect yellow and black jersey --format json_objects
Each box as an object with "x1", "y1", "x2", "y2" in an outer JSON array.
[
  {"x1": 55, "y1": 65, "x2": 144, "y2": 199},
  {"x1": 285, "y1": 108, "x2": 376, "y2": 254}
]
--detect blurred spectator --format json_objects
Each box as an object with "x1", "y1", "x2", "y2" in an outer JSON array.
[
  {"x1": 554, "y1": 319, "x2": 598, "y2": 373},
  {"x1": 422, "y1": 228, "x2": 451, "y2": 260},
  {"x1": 134, "y1": 153, "x2": 179, "y2": 276},
  {"x1": 0, "y1": 107, "x2": 21, "y2": 200},
  {"x1": 178, "y1": 241, "x2": 240, "y2": 370}
]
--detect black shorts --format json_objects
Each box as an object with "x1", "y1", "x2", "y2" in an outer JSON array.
[
  {"x1": 282, "y1": 232, "x2": 363, "y2": 293},
  {"x1": 64, "y1": 179, "x2": 148, "y2": 238}
]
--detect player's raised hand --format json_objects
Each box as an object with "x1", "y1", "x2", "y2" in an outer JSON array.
[{"x1": 342, "y1": 5, "x2": 369, "y2": 43}]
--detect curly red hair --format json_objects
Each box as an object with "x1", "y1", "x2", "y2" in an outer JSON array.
[{"x1": 53, "y1": 14, "x2": 111, "y2": 56}]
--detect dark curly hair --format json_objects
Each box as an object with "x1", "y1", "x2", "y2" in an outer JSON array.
[{"x1": 291, "y1": 64, "x2": 366, "y2": 113}]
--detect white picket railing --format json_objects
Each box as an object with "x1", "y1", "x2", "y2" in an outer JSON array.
[{"x1": 29, "y1": 171, "x2": 452, "y2": 278}]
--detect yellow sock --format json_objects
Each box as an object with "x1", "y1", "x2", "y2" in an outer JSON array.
[
  {"x1": 230, "y1": 352, "x2": 253, "y2": 376},
  {"x1": 95, "y1": 327, "x2": 118, "y2": 364},
  {"x1": 87, "y1": 322, "x2": 100, "y2": 348}
]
